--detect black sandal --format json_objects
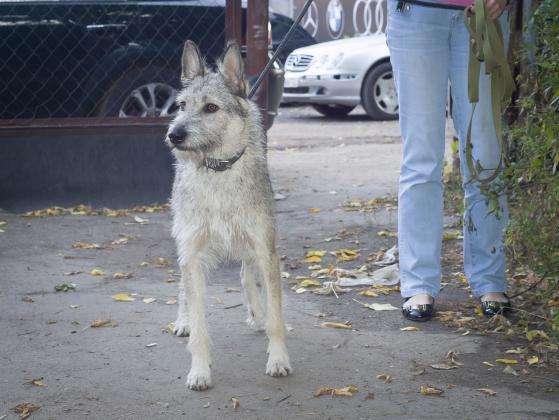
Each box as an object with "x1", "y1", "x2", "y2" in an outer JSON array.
[
  {"x1": 402, "y1": 297, "x2": 435, "y2": 322},
  {"x1": 480, "y1": 294, "x2": 511, "y2": 317}
]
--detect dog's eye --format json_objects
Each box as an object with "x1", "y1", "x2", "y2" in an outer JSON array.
[
  {"x1": 179, "y1": 101, "x2": 186, "y2": 111},
  {"x1": 204, "y1": 103, "x2": 219, "y2": 113}
]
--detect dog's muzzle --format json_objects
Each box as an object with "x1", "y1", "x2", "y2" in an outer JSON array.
[{"x1": 168, "y1": 126, "x2": 187, "y2": 145}]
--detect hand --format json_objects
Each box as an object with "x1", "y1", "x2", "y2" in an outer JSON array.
[{"x1": 468, "y1": 0, "x2": 507, "y2": 20}]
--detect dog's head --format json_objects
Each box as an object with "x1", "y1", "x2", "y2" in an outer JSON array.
[{"x1": 166, "y1": 40, "x2": 250, "y2": 155}]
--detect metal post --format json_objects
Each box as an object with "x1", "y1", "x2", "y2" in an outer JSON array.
[
  {"x1": 247, "y1": 0, "x2": 269, "y2": 126},
  {"x1": 226, "y1": 0, "x2": 242, "y2": 45}
]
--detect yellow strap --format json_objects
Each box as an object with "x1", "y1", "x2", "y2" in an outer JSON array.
[{"x1": 464, "y1": 0, "x2": 514, "y2": 184}]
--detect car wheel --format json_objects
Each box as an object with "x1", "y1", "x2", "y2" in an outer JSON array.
[
  {"x1": 361, "y1": 62, "x2": 399, "y2": 121},
  {"x1": 311, "y1": 104, "x2": 356, "y2": 117},
  {"x1": 97, "y1": 66, "x2": 179, "y2": 117}
]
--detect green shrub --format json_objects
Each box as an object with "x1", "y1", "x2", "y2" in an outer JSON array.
[{"x1": 505, "y1": 0, "x2": 559, "y2": 331}]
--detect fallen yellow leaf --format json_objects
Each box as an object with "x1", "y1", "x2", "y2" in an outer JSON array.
[
  {"x1": 495, "y1": 358, "x2": 518, "y2": 365},
  {"x1": 11, "y1": 402, "x2": 41, "y2": 419},
  {"x1": 72, "y1": 241, "x2": 102, "y2": 249},
  {"x1": 90, "y1": 268, "x2": 105, "y2": 276},
  {"x1": 333, "y1": 249, "x2": 360, "y2": 262},
  {"x1": 420, "y1": 386, "x2": 444, "y2": 396},
  {"x1": 112, "y1": 293, "x2": 135, "y2": 302},
  {"x1": 359, "y1": 290, "x2": 379, "y2": 297},
  {"x1": 155, "y1": 257, "x2": 172, "y2": 267},
  {"x1": 90, "y1": 319, "x2": 117, "y2": 328},
  {"x1": 400, "y1": 326, "x2": 420, "y2": 332},
  {"x1": 308, "y1": 207, "x2": 321, "y2": 213},
  {"x1": 27, "y1": 378, "x2": 45, "y2": 387},
  {"x1": 298, "y1": 279, "x2": 322, "y2": 288},
  {"x1": 304, "y1": 250, "x2": 326, "y2": 263},
  {"x1": 477, "y1": 388, "x2": 496, "y2": 396},
  {"x1": 526, "y1": 330, "x2": 549, "y2": 342},
  {"x1": 314, "y1": 385, "x2": 358, "y2": 397},
  {"x1": 527, "y1": 356, "x2": 539, "y2": 366},
  {"x1": 321, "y1": 322, "x2": 352, "y2": 330},
  {"x1": 376, "y1": 374, "x2": 392, "y2": 383},
  {"x1": 113, "y1": 272, "x2": 133, "y2": 279}
]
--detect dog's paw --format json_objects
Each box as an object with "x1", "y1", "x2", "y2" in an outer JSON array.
[
  {"x1": 172, "y1": 317, "x2": 190, "y2": 337},
  {"x1": 246, "y1": 315, "x2": 265, "y2": 332},
  {"x1": 186, "y1": 368, "x2": 212, "y2": 391},
  {"x1": 266, "y1": 355, "x2": 292, "y2": 377}
]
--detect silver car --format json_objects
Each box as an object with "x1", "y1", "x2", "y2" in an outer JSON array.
[{"x1": 282, "y1": 34, "x2": 398, "y2": 120}]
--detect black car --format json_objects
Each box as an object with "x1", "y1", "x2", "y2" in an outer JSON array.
[{"x1": 0, "y1": 0, "x2": 315, "y2": 120}]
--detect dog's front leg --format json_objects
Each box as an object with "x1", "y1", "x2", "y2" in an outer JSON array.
[
  {"x1": 183, "y1": 259, "x2": 212, "y2": 391},
  {"x1": 257, "y1": 249, "x2": 292, "y2": 377},
  {"x1": 173, "y1": 278, "x2": 190, "y2": 337}
]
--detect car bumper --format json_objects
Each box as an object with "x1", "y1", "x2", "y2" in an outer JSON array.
[{"x1": 282, "y1": 70, "x2": 361, "y2": 106}]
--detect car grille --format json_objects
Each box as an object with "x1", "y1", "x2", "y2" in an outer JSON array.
[
  {"x1": 284, "y1": 87, "x2": 310, "y2": 94},
  {"x1": 285, "y1": 54, "x2": 314, "y2": 72}
]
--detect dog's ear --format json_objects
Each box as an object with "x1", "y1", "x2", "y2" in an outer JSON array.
[
  {"x1": 181, "y1": 40, "x2": 205, "y2": 82},
  {"x1": 219, "y1": 42, "x2": 247, "y2": 98}
]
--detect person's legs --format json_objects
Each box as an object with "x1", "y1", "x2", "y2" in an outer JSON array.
[
  {"x1": 387, "y1": 2, "x2": 452, "y2": 300},
  {"x1": 449, "y1": 11, "x2": 510, "y2": 298}
]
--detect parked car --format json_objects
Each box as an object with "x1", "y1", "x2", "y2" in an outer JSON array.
[
  {"x1": 0, "y1": 1, "x2": 315, "y2": 120},
  {"x1": 282, "y1": 34, "x2": 398, "y2": 120}
]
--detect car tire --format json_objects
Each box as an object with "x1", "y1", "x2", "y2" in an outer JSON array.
[
  {"x1": 361, "y1": 62, "x2": 399, "y2": 121},
  {"x1": 311, "y1": 104, "x2": 355, "y2": 117},
  {"x1": 97, "y1": 65, "x2": 180, "y2": 118}
]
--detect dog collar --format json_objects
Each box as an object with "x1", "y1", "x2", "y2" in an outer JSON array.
[{"x1": 203, "y1": 147, "x2": 247, "y2": 172}]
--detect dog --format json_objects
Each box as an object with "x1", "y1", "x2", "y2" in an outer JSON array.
[{"x1": 165, "y1": 40, "x2": 292, "y2": 391}]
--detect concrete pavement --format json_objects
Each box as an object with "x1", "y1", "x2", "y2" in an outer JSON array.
[{"x1": 1, "y1": 106, "x2": 558, "y2": 419}]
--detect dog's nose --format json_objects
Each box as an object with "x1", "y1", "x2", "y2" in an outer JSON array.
[{"x1": 168, "y1": 127, "x2": 187, "y2": 145}]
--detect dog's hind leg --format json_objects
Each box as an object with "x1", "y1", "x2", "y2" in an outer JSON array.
[
  {"x1": 241, "y1": 258, "x2": 265, "y2": 331},
  {"x1": 256, "y1": 247, "x2": 292, "y2": 377},
  {"x1": 183, "y1": 257, "x2": 212, "y2": 391},
  {"x1": 173, "y1": 278, "x2": 190, "y2": 337}
]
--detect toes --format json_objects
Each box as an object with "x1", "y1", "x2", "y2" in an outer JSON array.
[
  {"x1": 172, "y1": 319, "x2": 190, "y2": 337},
  {"x1": 186, "y1": 370, "x2": 211, "y2": 391},
  {"x1": 266, "y1": 359, "x2": 292, "y2": 377}
]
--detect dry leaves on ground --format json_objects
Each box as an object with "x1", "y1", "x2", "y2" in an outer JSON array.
[
  {"x1": 304, "y1": 250, "x2": 326, "y2": 264},
  {"x1": 113, "y1": 272, "x2": 133, "y2": 279},
  {"x1": 72, "y1": 241, "x2": 103, "y2": 250},
  {"x1": 376, "y1": 374, "x2": 393, "y2": 384},
  {"x1": 332, "y1": 249, "x2": 360, "y2": 262},
  {"x1": 400, "y1": 326, "x2": 420, "y2": 332},
  {"x1": 90, "y1": 268, "x2": 105, "y2": 276},
  {"x1": 11, "y1": 402, "x2": 41, "y2": 419},
  {"x1": 54, "y1": 283, "x2": 76, "y2": 292},
  {"x1": 112, "y1": 293, "x2": 135, "y2": 302},
  {"x1": 230, "y1": 397, "x2": 240, "y2": 409},
  {"x1": 90, "y1": 319, "x2": 117, "y2": 328},
  {"x1": 314, "y1": 385, "x2": 359, "y2": 397},
  {"x1": 477, "y1": 388, "x2": 497, "y2": 396},
  {"x1": 25, "y1": 378, "x2": 45, "y2": 387},
  {"x1": 321, "y1": 322, "x2": 352, "y2": 330},
  {"x1": 420, "y1": 386, "x2": 444, "y2": 396}
]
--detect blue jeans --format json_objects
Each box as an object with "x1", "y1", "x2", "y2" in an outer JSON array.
[{"x1": 386, "y1": 1, "x2": 509, "y2": 298}]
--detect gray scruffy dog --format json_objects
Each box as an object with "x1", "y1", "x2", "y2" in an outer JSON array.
[{"x1": 165, "y1": 40, "x2": 292, "y2": 391}]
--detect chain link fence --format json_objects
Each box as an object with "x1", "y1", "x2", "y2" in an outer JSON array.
[
  {"x1": 0, "y1": 0, "x2": 228, "y2": 121},
  {"x1": 0, "y1": 0, "x2": 314, "y2": 123}
]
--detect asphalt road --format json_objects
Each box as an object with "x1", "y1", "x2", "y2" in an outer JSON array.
[{"x1": 1, "y1": 106, "x2": 558, "y2": 419}]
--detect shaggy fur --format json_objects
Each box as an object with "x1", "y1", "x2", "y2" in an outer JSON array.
[{"x1": 165, "y1": 40, "x2": 292, "y2": 391}]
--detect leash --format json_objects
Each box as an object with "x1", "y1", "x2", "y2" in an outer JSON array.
[
  {"x1": 463, "y1": 0, "x2": 514, "y2": 185},
  {"x1": 247, "y1": 0, "x2": 316, "y2": 99}
]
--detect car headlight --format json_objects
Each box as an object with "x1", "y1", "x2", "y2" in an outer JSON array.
[{"x1": 311, "y1": 52, "x2": 345, "y2": 70}]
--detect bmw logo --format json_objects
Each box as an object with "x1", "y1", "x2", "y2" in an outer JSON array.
[{"x1": 326, "y1": 0, "x2": 345, "y2": 39}]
